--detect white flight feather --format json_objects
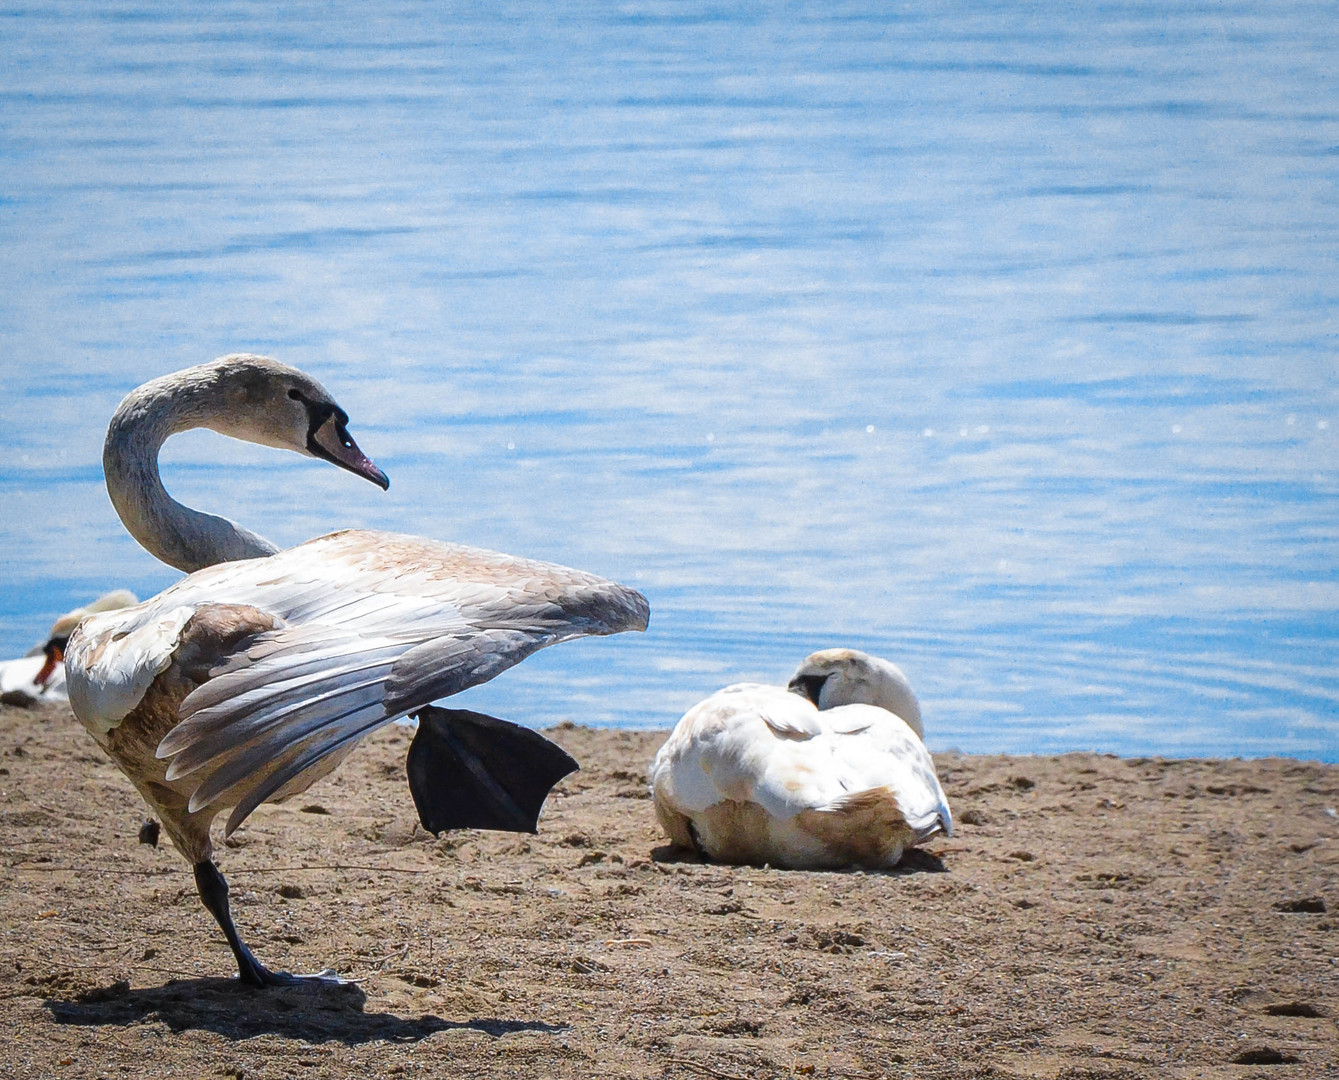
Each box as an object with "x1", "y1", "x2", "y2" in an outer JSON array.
[{"x1": 67, "y1": 529, "x2": 647, "y2": 829}]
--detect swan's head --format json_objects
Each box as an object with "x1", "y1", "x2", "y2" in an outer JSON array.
[
  {"x1": 198, "y1": 354, "x2": 389, "y2": 490},
  {"x1": 787, "y1": 648, "x2": 923, "y2": 737},
  {"x1": 34, "y1": 590, "x2": 140, "y2": 688}
]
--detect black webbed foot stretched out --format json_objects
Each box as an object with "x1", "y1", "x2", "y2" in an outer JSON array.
[{"x1": 406, "y1": 706, "x2": 579, "y2": 834}]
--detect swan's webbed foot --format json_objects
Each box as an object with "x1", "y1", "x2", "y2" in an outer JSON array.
[
  {"x1": 241, "y1": 961, "x2": 346, "y2": 989},
  {"x1": 406, "y1": 706, "x2": 579, "y2": 834},
  {"x1": 193, "y1": 860, "x2": 345, "y2": 988}
]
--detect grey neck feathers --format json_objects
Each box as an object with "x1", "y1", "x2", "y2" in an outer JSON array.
[{"x1": 103, "y1": 368, "x2": 280, "y2": 573}]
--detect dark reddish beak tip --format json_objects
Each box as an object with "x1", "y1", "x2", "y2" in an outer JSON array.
[
  {"x1": 333, "y1": 447, "x2": 389, "y2": 491},
  {"x1": 34, "y1": 646, "x2": 62, "y2": 689},
  {"x1": 309, "y1": 414, "x2": 390, "y2": 491},
  {"x1": 364, "y1": 460, "x2": 390, "y2": 491}
]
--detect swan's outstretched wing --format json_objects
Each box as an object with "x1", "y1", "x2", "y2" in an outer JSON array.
[{"x1": 68, "y1": 530, "x2": 648, "y2": 833}]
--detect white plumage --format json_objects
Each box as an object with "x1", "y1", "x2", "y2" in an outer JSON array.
[
  {"x1": 63, "y1": 354, "x2": 648, "y2": 986},
  {"x1": 651, "y1": 649, "x2": 952, "y2": 869},
  {"x1": 0, "y1": 590, "x2": 137, "y2": 705}
]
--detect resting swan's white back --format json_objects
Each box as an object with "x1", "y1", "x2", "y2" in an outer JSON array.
[{"x1": 651, "y1": 649, "x2": 951, "y2": 870}]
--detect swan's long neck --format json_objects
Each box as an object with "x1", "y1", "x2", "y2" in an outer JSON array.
[{"x1": 103, "y1": 368, "x2": 279, "y2": 573}]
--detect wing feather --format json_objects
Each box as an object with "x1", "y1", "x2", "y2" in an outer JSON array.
[
  {"x1": 187, "y1": 690, "x2": 388, "y2": 813},
  {"x1": 70, "y1": 529, "x2": 647, "y2": 831},
  {"x1": 221, "y1": 706, "x2": 396, "y2": 835},
  {"x1": 164, "y1": 633, "x2": 406, "y2": 724},
  {"x1": 65, "y1": 606, "x2": 199, "y2": 735},
  {"x1": 165, "y1": 664, "x2": 398, "y2": 781},
  {"x1": 383, "y1": 627, "x2": 570, "y2": 715}
]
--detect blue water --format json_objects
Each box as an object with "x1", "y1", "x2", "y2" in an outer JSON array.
[{"x1": 1, "y1": 3, "x2": 1335, "y2": 760}]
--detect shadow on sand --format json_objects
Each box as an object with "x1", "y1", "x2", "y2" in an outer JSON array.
[
  {"x1": 650, "y1": 843, "x2": 948, "y2": 874},
  {"x1": 45, "y1": 977, "x2": 567, "y2": 1044}
]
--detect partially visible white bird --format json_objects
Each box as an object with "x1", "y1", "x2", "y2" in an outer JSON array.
[
  {"x1": 0, "y1": 590, "x2": 138, "y2": 705},
  {"x1": 650, "y1": 649, "x2": 952, "y2": 870}
]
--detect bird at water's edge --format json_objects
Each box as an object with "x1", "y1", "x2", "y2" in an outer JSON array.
[
  {"x1": 651, "y1": 649, "x2": 950, "y2": 870},
  {"x1": 64, "y1": 355, "x2": 649, "y2": 986},
  {"x1": 0, "y1": 590, "x2": 137, "y2": 706}
]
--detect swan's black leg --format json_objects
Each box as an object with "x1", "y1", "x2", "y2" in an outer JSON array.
[{"x1": 193, "y1": 860, "x2": 339, "y2": 988}]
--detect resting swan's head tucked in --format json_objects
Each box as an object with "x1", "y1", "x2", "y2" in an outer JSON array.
[
  {"x1": 786, "y1": 647, "x2": 923, "y2": 738},
  {"x1": 66, "y1": 354, "x2": 648, "y2": 988},
  {"x1": 651, "y1": 648, "x2": 950, "y2": 871}
]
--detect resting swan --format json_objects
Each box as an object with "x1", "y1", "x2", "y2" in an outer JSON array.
[
  {"x1": 650, "y1": 649, "x2": 952, "y2": 869},
  {"x1": 0, "y1": 590, "x2": 137, "y2": 705},
  {"x1": 64, "y1": 355, "x2": 649, "y2": 986}
]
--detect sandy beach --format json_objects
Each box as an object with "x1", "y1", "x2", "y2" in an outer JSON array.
[{"x1": 0, "y1": 700, "x2": 1334, "y2": 1078}]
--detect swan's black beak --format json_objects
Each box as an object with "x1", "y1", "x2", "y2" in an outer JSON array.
[
  {"x1": 34, "y1": 637, "x2": 66, "y2": 689},
  {"x1": 308, "y1": 407, "x2": 390, "y2": 490},
  {"x1": 787, "y1": 673, "x2": 829, "y2": 706}
]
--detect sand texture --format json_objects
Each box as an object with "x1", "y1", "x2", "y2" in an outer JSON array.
[{"x1": 0, "y1": 701, "x2": 1334, "y2": 1078}]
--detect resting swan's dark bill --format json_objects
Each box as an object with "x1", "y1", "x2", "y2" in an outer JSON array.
[
  {"x1": 650, "y1": 649, "x2": 951, "y2": 870},
  {"x1": 0, "y1": 590, "x2": 137, "y2": 706},
  {"x1": 64, "y1": 355, "x2": 648, "y2": 986}
]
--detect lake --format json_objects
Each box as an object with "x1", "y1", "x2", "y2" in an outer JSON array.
[{"x1": 1, "y1": 2, "x2": 1335, "y2": 760}]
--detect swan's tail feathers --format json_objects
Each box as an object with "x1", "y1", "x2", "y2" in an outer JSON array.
[
  {"x1": 799, "y1": 783, "x2": 951, "y2": 868},
  {"x1": 919, "y1": 805, "x2": 953, "y2": 842},
  {"x1": 901, "y1": 788, "x2": 953, "y2": 844},
  {"x1": 406, "y1": 706, "x2": 579, "y2": 835}
]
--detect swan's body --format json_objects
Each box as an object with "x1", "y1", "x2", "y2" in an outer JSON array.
[
  {"x1": 66, "y1": 355, "x2": 648, "y2": 985},
  {"x1": 0, "y1": 654, "x2": 55, "y2": 705},
  {"x1": 0, "y1": 590, "x2": 137, "y2": 705},
  {"x1": 651, "y1": 649, "x2": 951, "y2": 870}
]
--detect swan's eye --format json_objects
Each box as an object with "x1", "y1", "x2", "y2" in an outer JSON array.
[{"x1": 288, "y1": 388, "x2": 303, "y2": 401}]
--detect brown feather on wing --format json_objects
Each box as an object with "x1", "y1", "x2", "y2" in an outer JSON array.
[{"x1": 144, "y1": 529, "x2": 647, "y2": 834}]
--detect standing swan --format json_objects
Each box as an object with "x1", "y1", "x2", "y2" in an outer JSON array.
[
  {"x1": 650, "y1": 649, "x2": 951, "y2": 870},
  {"x1": 64, "y1": 355, "x2": 649, "y2": 986}
]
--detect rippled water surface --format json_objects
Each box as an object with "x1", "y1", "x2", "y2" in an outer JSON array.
[{"x1": 1, "y1": 3, "x2": 1335, "y2": 759}]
